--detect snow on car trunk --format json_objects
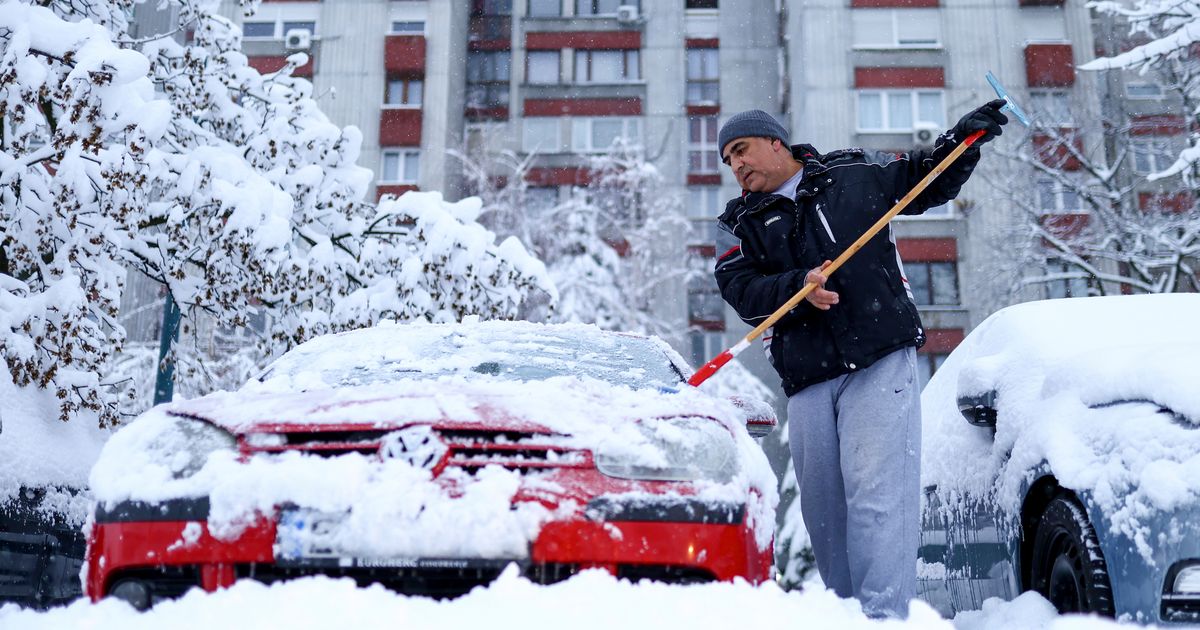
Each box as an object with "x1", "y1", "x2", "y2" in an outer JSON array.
[
  {"x1": 921, "y1": 294, "x2": 1200, "y2": 559},
  {"x1": 89, "y1": 321, "x2": 778, "y2": 557}
]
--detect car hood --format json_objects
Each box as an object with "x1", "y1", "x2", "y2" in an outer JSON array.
[{"x1": 162, "y1": 377, "x2": 732, "y2": 441}]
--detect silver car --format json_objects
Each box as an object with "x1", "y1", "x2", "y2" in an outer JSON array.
[{"x1": 917, "y1": 294, "x2": 1200, "y2": 623}]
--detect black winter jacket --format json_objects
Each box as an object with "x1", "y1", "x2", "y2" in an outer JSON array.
[{"x1": 714, "y1": 135, "x2": 981, "y2": 396}]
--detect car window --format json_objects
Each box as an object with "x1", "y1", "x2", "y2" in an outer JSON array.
[{"x1": 261, "y1": 326, "x2": 685, "y2": 391}]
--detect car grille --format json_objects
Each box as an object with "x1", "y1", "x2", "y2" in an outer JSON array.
[
  {"x1": 1162, "y1": 594, "x2": 1200, "y2": 623},
  {"x1": 243, "y1": 427, "x2": 584, "y2": 474}
]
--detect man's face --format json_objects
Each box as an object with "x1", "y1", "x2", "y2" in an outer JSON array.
[{"x1": 721, "y1": 136, "x2": 794, "y2": 192}]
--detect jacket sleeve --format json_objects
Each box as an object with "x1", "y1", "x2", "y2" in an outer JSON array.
[
  {"x1": 875, "y1": 128, "x2": 983, "y2": 215},
  {"x1": 713, "y1": 220, "x2": 813, "y2": 327}
]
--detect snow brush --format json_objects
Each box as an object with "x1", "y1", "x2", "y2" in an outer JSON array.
[{"x1": 688, "y1": 72, "x2": 1029, "y2": 387}]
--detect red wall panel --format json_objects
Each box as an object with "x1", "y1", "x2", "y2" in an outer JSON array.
[
  {"x1": 385, "y1": 35, "x2": 426, "y2": 75},
  {"x1": 526, "y1": 31, "x2": 641, "y2": 50},
  {"x1": 379, "y1": 108, "x2": 422, "y2": 146},
  {"x1": 524, "y1": 98, "x2": 642, "y2": 116},
  {"x1": 897, "y1": 237, "x2": 957, "y2": 262},
  {"x1": 1024, "y1": 44, "x2": 1075, "y2": 87},
  {"x1": 854, "y1": 67, "x2": 945, "y2": 88}
]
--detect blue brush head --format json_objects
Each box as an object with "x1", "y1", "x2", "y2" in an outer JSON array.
[{"x1": 986, "y1": 71, "x2": 1032, "y2": 127}]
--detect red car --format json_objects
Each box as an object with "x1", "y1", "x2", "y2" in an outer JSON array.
[{"x1": 86, "y1": 321, "x2": 777, "y2": 609}]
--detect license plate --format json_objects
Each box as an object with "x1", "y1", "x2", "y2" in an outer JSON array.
[{"x1": 275, "y1": 508, "x2": 343, "y2": 561}]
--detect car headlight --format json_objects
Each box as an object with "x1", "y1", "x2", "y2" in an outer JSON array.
[
  {"x1": 148, "y1": 415, "x2": 237, "y2": 479},
  {"x1": 595, "y1": 417, "x2": 737, "y2": 483},
  {"x1": 1173, "y1": 565, "x2": 1200, "y2": 594}
]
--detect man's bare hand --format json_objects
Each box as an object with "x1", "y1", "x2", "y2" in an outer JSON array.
[{"x1": 805, "y1": 260, "x2": 839, "y2": 310}]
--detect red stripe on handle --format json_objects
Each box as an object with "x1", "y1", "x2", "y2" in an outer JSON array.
[{"x1": 687, "y1": 350, "x2": 734, "y2": 387}]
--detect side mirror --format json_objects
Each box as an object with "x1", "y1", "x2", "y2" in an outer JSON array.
[
  {"x1": 728, "y1": 396, "x2": 778, "y2": 438},
  {"x1": 957, "y1": 390, "x2": 998, "y2": 429}
]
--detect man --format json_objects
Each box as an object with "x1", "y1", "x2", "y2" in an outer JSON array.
[{"x1": 713, "y1": 102, "x2": 1007, "y2": 618}]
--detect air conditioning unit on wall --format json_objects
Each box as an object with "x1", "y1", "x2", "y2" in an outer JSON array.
[
  {"x1": 912, "y1": 122, "x2": 940, "y2": 148},
  {"x1": 284, "y1": 28, "x2": 312, "y2": 51},
  {"x1": 616, "y1": 5, "x2": 639, "y2": 23}
]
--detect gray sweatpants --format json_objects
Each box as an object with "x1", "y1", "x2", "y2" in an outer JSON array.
[{"x1": 786, "y1": 346, "x2": 921, "y2": 619}]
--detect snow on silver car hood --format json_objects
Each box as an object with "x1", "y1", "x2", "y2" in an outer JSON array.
[{"x1": 922, "y1": 294, "x2": 1200, "y2": 560}]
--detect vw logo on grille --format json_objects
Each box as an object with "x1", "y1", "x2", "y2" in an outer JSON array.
[{"x1": 380, "y1": 425, "x2": 448, "y2": 470}]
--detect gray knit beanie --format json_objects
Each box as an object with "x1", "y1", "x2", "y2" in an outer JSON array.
[{"x1": 718, "y1": 110, "x2": 789, "y2": 160}]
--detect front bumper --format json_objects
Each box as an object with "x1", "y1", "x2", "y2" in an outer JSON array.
[{"x1": 86, "y1": 497, "x2": 771, "y2": 604}]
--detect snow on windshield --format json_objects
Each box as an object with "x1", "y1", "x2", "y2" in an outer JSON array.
[
  {"x1": 922, "y1": 294, "x2": 1200, "y2": 560},
  {"x1": 89, "y1": 321, "x2": 778, "y2": 558},
  {"x1": 256, "y1": 319, "x2": 683, "y2": 391}
]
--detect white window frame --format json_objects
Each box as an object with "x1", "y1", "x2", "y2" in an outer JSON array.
[
  {"x1": 687, "y1": 116, "x2": 720, "y2": 174},
  {"x1": 856, "y1": 90, "x2": 944, "y2": 132},
  {"x1": 570, "y1": 117, "x2": 642, "y2": 153},
  {"x1": 1126, "y1": 82, "x2": 1165, "y2": 100},
  {"x1": 851, "y1": 9, "x2": 941, "y2": 49},
  {"x1": 384, "y1": 78, "x2": 423, "y2": 108},
  {"x1": 528, "y1": 0, "x2": 562, "y2": 17},
  {"x1": 240, "y1": 4, "x2": 320, "y2": 40},
  {"x1": 526, "y1": 51, "x2": 561, "y2": 85},
  {"x1": 523, "y1": 117, "x2": 563, "y2": 153},
  {"x1": 1029, "y1": 90, "x2": 1073, "y2": 126},
  {"x1": 686, "y1": 48, "x2": 720, "y2": 105},
  {"x1": 573, "y1": 49, "x2": 641, "y2": 84},
  {"x1": 380, "y1": 149, "x2": 420, "y2": 184},
  {"x1": 389, "y1": 21, "x2": 426, "y2": 34},
  {"x1": 1019, "y1": 7, "x2": 1068, "y2": 43},
  {"x1": 1130, "y1": 138, "x2": 1175, "y2": 175},
  {"x1": 575, "y1": 0, "x2": 635, "y2": 16},
  {"x1": 688, "y1": 330, "x2": 726, "y2": 367},
  {"x1": 1036, "y1": 178, "x2": 1083, "y2": 215}
]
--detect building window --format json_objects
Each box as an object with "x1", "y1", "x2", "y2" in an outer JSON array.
[
  {"x1": 523, "y1": 118, "x2": 562, "y2": 152},
  {"x1": 526, "y1": 51, "x2": 560, "y2": 84},
  {"x1": 576, "y1": 0, "x2": 635, "y2": 15},
  {"x1": 391, "y1": 21, "x2": 425, "y2": 34},
  {"x1": 905, "y1": 261, "x2": 958, "y2": 306},
  {"x1": 686, "y1": 49, "x2": 719, "y2": 105},
  {"x1": 1029, "y1": 90, "x2": 1072, "y2": 126},
  {"x1": 688, "y1": 116, "x2": 720, "y2": 174},
  {"x1": 242, "y1": 21, "x2": 277, "y2": 38},
  {"x1": 687, "y1": 186, "x2": 722, "y2": 245},
  {"x1": 686, "y1": 0, "x2": 719, "y2": 8},
  {"x1": 475, "y1": 0, "x2": 513, "y2": 15},
  {"x1": 1131, "y1": 139, "x2": 1175, "y2": 174},
  {"x1": 574, "y1": 50, "x2": 640, "y2": 83},
  {"x1": 688, "y1": 274, "x2": 725, "y2": 329},
  {"x1": 467, "y1": 51, "x2": 511, "y2": 108},
  {"x1": 525, "y1": 186, "x2": 560, "y2": 216},
  {"x1": 381, "y1": 149, "x2": 420, "y2": 183},
  {"x1": 386, "y1": 78, "x2": 423, "y2": 106},
  {"x1": 1037, "y1": 179, "x2": 1081, "y2": 214},
  {"x1": 1044, "y1": 258, "x2": 1095, "y2": 299},
  {"x1": 528, "y1": 0, "x2": 561, "y2": 16},
  {"x1": 571, "y1": 117, "x2": 641, "y2": 152},
  {"x1": 916, "y1": 352, "x2": 947, "y2": 388},
  {"x1": 689, "y1": 330, "x2": 725, "y2": 367},
  {"x1": 856, "y1": 90, "x2": 944, "y2": 132},
  {"x1": 1019, "y1": 7, "x2": 1067, "y2": 42},
  {"x1": 1126, "y1": 82, "x2": 1164, "y2": 99},
  {"x1": 851, "y1": 9, "x2": 940, "y2": 48}
]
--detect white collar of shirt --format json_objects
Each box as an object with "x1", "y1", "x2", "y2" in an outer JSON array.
[{"x1": 772, "y1": 167, "x2": 805, "y2": 201}]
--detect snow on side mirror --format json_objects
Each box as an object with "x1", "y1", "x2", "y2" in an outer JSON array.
[
  {"x1": 957, "y1": 390, "x2": 998, "y2": 429},
  {"x1": 728, "y1": 396, "x2": 777, "y2": 438}
]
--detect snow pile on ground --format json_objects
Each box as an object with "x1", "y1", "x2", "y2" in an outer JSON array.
[
  {"x1": 89, "y1": 321, "x2": 778, "y2": 556},
  {"x1": 921, "y1": 294, "x2": 1200, "y2": 558},
  {"x1": 0, "y1": 570, "x2": 1122, "y2": 630}
]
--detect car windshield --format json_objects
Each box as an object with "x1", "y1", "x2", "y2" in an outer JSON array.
[{"x1": 261, "y1": 324, "x2": 686, "y2": 391}]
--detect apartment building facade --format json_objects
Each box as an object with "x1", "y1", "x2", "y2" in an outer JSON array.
[{"x1": 210, "y1": 0, "x2": 1106, "y2": 408}]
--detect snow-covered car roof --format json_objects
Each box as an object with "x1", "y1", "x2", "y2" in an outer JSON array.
[{"x1": 921, "y1": 294, "x2": 1200, "y2": 559}]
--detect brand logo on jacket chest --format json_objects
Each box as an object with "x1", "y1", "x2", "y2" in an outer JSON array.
[{"x1": 764, "y1": 215, "x2": 783, "y2": 227}]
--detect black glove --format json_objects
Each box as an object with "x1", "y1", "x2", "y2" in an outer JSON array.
[{"x1": 952, "y1": 98, "x2": 1008, "y2": 145}]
